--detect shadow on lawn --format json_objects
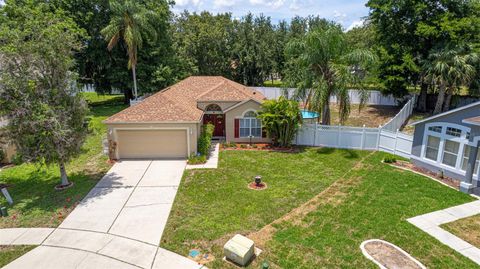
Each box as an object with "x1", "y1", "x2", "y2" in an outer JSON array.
[{"x1": 315, "y1": 147, "x2": 360, "y2": 159}]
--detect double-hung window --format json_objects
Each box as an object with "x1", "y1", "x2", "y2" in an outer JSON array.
[
  {"x1": 239, "y1": 111, "x2": 262, "y2": 138},
  {"x1": 425, "y1": 136, "x2": 440, "y2": 161},
  {"x1": 462, "y1": 145, "x2": 480, "y2": 175},
  {"x1": 442, "y1": 140, "x2": 460, "y2": 167}
]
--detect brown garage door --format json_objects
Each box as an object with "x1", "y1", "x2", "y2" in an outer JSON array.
[{"x1": 117, "y1": 129, "x2": 188, "y2": 159}]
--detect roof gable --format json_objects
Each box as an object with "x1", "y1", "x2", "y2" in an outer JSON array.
[
  {"x1": 410, "y1": 101, "x2": 480, "y2": 126},
  {"x1": 104, "y1": 76, "x2": 266, "y2": 123}
]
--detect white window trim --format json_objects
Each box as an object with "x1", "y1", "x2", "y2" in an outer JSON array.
[
  {"x1": 237, "y1": 110, "x2": 262, "y2": 138},
  {"x1": 420, "y1": 122, "x2": 479, "y2": 176}
]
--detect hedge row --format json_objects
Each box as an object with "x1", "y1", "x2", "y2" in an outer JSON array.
[{"x1": 198, "y1": 124, "x2": 214, "y2": 156}]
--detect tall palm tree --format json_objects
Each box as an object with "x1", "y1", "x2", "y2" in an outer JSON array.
[
  {"x1": 101, "y1": 0, "x2": 158, "y2": 100},
  {"x1": 285, "y1": 25, "x2": 376, "y2": 125},
  {"x1": 423, "y1": 45, "x2": 478, "y2": 114}
]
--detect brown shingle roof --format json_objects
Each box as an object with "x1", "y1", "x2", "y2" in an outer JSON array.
[{"x1": 104, "y1": 76, "x2": 266, "y2": 123}]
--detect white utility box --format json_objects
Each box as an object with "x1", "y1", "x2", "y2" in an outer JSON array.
[{"x1": 223, "y1": 234, "x2": 255, "y2": 266}]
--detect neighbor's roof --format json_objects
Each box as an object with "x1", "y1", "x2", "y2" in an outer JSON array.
[
  {"x1": 410, "y1": 101, "x2": 480, "y2": 126},
  {"x1": 104, "y1": 76, "x2": 265, "y2": 123},
  {"x1": 463, "y1": 116, "x2": 480, "y2": 126}
]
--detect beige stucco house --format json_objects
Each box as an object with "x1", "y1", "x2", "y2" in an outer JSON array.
[{"x1": 104, "y1": 76, "x2": 269, "y2": 159}]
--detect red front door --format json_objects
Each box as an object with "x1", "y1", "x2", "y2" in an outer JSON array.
[{"x1": 203, "y1": 114, "x2": 225, "y2": 137}]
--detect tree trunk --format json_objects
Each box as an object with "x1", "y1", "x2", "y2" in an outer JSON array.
[
  {"x1": 123, "y1": 88, "x2": 133, "y2": 105},
  {"x1": 443, "y1": 87, "x2": 454, "y2": 112},
  {"x1": 321, "y1": 103, "x2": 331, "y2": 125},
  {"x1": 132, "y1": 64, "x2": 138, "y2": 100},
  {"x1": 416, "y1": 82, "x2": 428, "y2": 112},
  {"x1": 434, "y1": 83, "x2": 447, "y2": 115},
  {"x1": 59, "y1": 162, "x2": 70, "y2": 186}
]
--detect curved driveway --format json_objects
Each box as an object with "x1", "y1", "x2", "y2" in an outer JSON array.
[{"x1": 2, "y1": 160, "x2": 205, "y2": 269}]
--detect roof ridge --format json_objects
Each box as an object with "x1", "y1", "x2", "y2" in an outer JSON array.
[{"x1": 196, "y1": 80, "x2": 228, "y2": 100}]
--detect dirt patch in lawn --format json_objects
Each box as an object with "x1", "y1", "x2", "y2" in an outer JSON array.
[
  {"x1": 330, "y1": 104, "x2": 401, "y2": 127},
  {"x1": 390, "y1": 160, "x2": 460, "y2": 189},
  {"x1": 442, "y1": 214, "x2": 480, "y2": 248},
  {"x1": 363, "y1": 240, "x2": 425, "y2": 269},
  {"x1": 249, "y1": 152, "x2": 374, "y2": 247}
]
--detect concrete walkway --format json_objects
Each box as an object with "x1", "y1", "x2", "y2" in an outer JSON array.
[
  {"x1": 408, "y1": 200, "x2": 480, "y2": 265},
  {"x1": 1, "y1": 160, "x2": 205, "y2": 269},
  {"x1": 186, "y1": 142, "x2": 219, "y2": 169}
]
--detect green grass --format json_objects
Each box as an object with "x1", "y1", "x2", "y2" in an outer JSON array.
[
  {"x1": 80, "y1": 92, "x2": 124, "y2": 106},
  {"x1": 161, "y1": 150, "x2": 477, "y2": 268},
  {"x1": 0, "y1": 103, "x2": 126, "y2": 228},
  {"x1": 442, "y1": 214, "x2": 480, "y2": 248},
  {"x1": 0, "y1": 246, "x2": 36, "y2": 267}
]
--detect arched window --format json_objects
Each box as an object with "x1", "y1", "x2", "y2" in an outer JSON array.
[
  {"x1": 239, "y1": 110, "x2": 261, "y2": 138},
  {"x1": 205, "y1": 104, "x2": 222, "y2": 112}
]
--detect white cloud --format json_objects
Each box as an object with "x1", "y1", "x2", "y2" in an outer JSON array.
[
  {"x1": 175, "y1": 0, "x2": 202, "y2": 7},
  {"x1": 214, "y1": 0, "x2": 236, "y2": 8},
  {"x1": 250, "y1": 0, "x2": 285, "y2": 9},
  {"x1": 346, "y1": 20, "x2": 365, "y2": 31}
]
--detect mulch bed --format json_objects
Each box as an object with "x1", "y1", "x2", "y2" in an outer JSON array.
[
  {"x1": 363, "y1": 241, "x2": 424, "y2": 269},
  {"x1": 391, "y1": 160, "x2": 460, "y2": 189},
  {"x1": 222, "y1": 143, "x2": 300, "y2": 153}
]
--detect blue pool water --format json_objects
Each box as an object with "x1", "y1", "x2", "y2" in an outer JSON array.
[{"x1": 301, "y1": 110, "x2": 319, "y2": 119}]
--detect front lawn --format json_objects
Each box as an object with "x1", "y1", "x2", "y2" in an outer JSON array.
[
  {"x1": 442, "y1": 214, "x2": 480, "y2": 248},
  {"x1": 0, "y1": 246, "x2": 36, "y2": 267},
  {"x1": 161, "y1": 150, "x2": 477, "y2": 268},
  {"x1": 0, "y1": 103, "x2": 126, "y2": 228}
]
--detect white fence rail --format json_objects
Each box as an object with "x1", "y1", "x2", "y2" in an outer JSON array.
[
  {"x1": 294, "y1": 95, "x2": 416, "y2": 158},
  {"x1": 381, "y1": 95, "x2": 417, "y2": 132},
  {"x1": 253, "y1": 87, "x2": 399, "y2": 106}
]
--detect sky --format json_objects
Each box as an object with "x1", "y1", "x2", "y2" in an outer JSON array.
[{"x1": 171, "y1": 0, "x2": 370, "y2": 31}]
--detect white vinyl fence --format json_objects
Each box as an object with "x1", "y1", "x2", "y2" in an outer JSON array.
[
  {"x1": 253, "y1": 87, "x2": 399, "y2": 106},
  {"x1": 294, "y1": 95, "x2": 417, "y2": 158}
]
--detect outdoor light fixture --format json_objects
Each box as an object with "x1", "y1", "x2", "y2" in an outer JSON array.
[
  {"x1": 249, "y1": 135, "x2": 254, "y2": 145},
  {"x1": 255, "y1": 175, "x2": 262, "y2": 186}
]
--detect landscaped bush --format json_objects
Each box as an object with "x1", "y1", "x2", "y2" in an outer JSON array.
[
  {"x1": 258, "y1": 96, "x2": 302, "y2": 147},
  {"x1": 383, "y1": 155, "x2": 397, "y2": 164},
  {"x1": 187, "y1": 155, "x2": 207, "y2": 165},
  {"x1": 197, "y1": 124, "x2": 214, "y2": 157}
]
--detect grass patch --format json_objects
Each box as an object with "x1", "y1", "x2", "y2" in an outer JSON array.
[
  {"x1": 80, "y1": 92, "x2": 124, "y2": 106},
  {"x1": 442, "y1": 214, "x2": 480, "y2": 248},
  {"x1": 0, "y1": 104, "x2": 126, "y2": 228},
  {"x1": 162, "y1": 150, "x2": 476, "y2": 268},
  {"x1": 161, "y1": 148, "x2": 370, "y2": 267},
  {"x1": 0, "y1": 245, "x2": 36, "y2": 267}
]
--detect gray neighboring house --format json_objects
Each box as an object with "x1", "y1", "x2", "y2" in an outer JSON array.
[{"x1": 410, "y1": 101, "x2": 480, "y2": 194}]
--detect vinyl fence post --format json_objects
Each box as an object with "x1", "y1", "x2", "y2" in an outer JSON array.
[
  {"x1": 313, "y1": 123, "x2": 317, "y2": 147},
  {"x1": 394, "y1": 129, "x2": 399, "y2": 156},
  {"x1": 337, "y1": 125, "x2": 341, "y2": 148},
  {"x1": 376, "y1": 125, "x2": 382, "y2": 150},
  {"x1": 361, "y1": 125, "x2": 366, "y2": 150}
]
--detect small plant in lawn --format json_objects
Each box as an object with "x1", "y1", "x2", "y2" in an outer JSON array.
[
  {"x1": 188, "y1": 155, "x2": 207, "y2": 165},
  {"x1": 252, "y1": 144, "x2": 258, "y2": 149},
  {"x1": 240, "y1": 144, "x2": 248, "y2": 149},
  {"x1": 383, "y1": 156, "x2": 397, "y2": 164}
]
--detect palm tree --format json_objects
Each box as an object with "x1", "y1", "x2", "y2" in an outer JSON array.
[
  {"x1": 285, "y1": 25, "x2": 376, "y2": 125},
  {"x1": 101, "y1": 0, "x2": 158, "y2": 100},
  {"x1": 423, "y1": 45, "x2": 478, "y2": 114}
]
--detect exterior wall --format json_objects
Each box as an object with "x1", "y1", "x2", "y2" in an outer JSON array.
[
  {"x1": 225, "y1": 100, "x2": 271, "y2": 143},
  {"x1": 410, "y1": 104, "x2": 480, "y2": 181},
  {"x1": 197, "y1": 101, "x2": 240, "y2": 112},
  {"x1": 106, "y1": 122, "x2": 199, "y2": 158},
  {"x1": 412, "y1": 105, "x2": 480, "y2": 157}
]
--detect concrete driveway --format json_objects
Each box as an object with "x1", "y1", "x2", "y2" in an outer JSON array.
[{"x1": 2, "y1": 160, "x2": 205, "y2": 269}]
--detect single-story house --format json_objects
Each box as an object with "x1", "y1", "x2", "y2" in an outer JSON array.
[
  {"x1": 410, "y1": 101, "x2": 480, "y2": 193},
  {"x1": 104, "y1": 76, "x2": 269, "y2": 159}
]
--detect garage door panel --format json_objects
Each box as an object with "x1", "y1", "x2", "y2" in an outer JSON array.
[{"x1": 117, "y1": 130, "x2": 187, "y2": 159}]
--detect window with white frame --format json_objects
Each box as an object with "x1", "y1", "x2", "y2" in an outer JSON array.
[
  {"x1": 239, "y1": 111, "x2": 262, "y2": 138},
  {"x1": 422, "y1": 122, "x2": 475, "y2": 172},
  {"x1": 425, "y1": 136, "x2": 440, "y2": 161},
  {"x1": 461, "y1": 145, "x2": 480, "y2": 175}
]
